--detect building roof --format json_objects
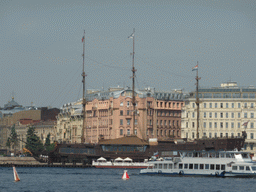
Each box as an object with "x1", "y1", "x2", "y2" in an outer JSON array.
[{"x1": 98, "y1": 135, "x2": 148, "y2": 145}]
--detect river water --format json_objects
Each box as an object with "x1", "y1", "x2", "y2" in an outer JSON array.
[{"x1": 0, "y1": 167, "x2": 256, "y2": 192}]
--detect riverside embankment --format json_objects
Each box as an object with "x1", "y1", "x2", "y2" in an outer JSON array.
[{"x1": 0, "y1": 157, "x2": 91, "y2": 167}]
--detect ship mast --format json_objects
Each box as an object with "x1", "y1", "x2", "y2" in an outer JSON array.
[
  {"x1": 81, "y1": 30, "x2": 86, "y2": 143},
  {"x1": 129, "y1": 28, "x2": 136, "y2": 135},
  {"x1": 195, "y1": 61, "x2": 201, "y2": 139}
]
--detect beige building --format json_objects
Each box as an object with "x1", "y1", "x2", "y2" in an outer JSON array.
[
  {"x1": 56, "y1": 87, "x2": 185, "y2": 144},
  {"x1": 4, "y1": 120, "x2": 57, "y2": 154},
  {"x1": 181, "y1": 82, "x2": 256, "y2": 155}
]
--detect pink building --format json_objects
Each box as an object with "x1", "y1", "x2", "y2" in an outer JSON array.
[{"x1": 83, "y1": 87, "x2": 185, "y2": 143}]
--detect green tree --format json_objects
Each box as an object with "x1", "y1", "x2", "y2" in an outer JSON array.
[
  {"x1": 6, "y1": 125, "x2": 18, "y2": 154},
  {"x1": 25, "y1": 126, "x2": 44, "y2": 156},
  {"x1": 44, "y1": 133, "x2": 55, "y2": 152}
]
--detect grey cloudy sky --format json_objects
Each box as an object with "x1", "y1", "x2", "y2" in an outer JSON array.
[{"x1": 0, "y1": 0, "x2": 255, "y2": 108}]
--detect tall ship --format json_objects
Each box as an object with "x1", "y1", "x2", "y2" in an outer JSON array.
[{"x1": 46, "y1": 31, "x2": 245, "y2": 165}]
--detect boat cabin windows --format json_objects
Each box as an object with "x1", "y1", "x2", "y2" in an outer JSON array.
[
  {"x1": 154, "y1": 164, "x2": 157, "y2": 169},
  {"x1": 159, "y1": 164, "x2": 162, "y2": 169},
  {"x1": 184, "y1": 164, "x2": 188, "y2": 169},
  {"x1": 205, "y1": 164, "x2": 209, "y2": 169},
  {"x1": 179, "y1": 164, "x2": 183, "y2": 169},
  {"x1": 251, "y1": 166, "x2": 256, "y2": 171},
  {"x1": 232, "y1": 166, "x2": 237, "y2": 170},
  {"x1": 101, "y1": 145, "x2": 147, "y2": 152},
  {"x1": 239, "y1": 166, "x2": 244, "y2": 170},
  {"x1": 189, "y1": 164, "x2": 193, "y2": 169},
  {"x1": 200, "y1": 164, "x2": 204, "y2": 169},
  {"x1": 194, "y1": 164, "x2": 198, "y2": 169},
  {"x1": 216, "y1": 164, "x2": 220, "y2": 170},
  {"x1": 164, "y1": 164, "x2": 168, "y2": 169},
  {"x1": 246, "y1": 166, "x2": 250, "y2": 171},
  {"x1": 210, "y1": 164, "x2": 215, "y2": 170},
  {"x1": 169, "y1": 164, "x2": 173, "y2": 169}
]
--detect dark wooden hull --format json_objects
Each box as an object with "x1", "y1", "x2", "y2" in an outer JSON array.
[{"x1": 47, "y1": 137, "x2": 245, "y2": 165}]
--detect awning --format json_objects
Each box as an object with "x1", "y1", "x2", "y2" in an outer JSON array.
[
  {"x1": 114, "y1": 157, "x2": 123, "y2": 162},
  {"x1": 97, "y1": 157, "x2": 107, "y2": 162},
  {"x1": 124, "y1": 157, "x2": 132, "y2": 162}
]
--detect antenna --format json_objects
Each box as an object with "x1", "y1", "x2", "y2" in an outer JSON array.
[{"x1": 195, "y1": 61, "x2": 201, "y2": 139}]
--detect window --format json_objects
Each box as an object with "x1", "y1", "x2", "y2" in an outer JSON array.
[
  {"x1": 220, "y1": 113, "x2": 223, "y2": 118},
  {"x1": 238, "y1": 113, "x2": 240, "y2": 118},
  {"x1": 209, "y1": 122, "x2": 212, "y2": 128},
  {"x1": 127, "y1": 110, "x2": 130, "y2": 115},
  {"x1": 189, "y1": 164, "x2": 193, "y2": 169},
  {"x1": 127, "y1": 129, "x2": 130, "y2": 135},
  {"x1": 226, "y1": 113, "x2": 228, "y2": 118},
  {"x1": 244, "y1": 103, "x2": 247, "y2": 108},
  {"x1": 251, "y1": 103, "x2": 254, "y2": 108},
  {"x1": 204, "y1": 112, "x2": 206, "y2": 118},
  {"x1": 204, "y1": 103, "x2": 206, "y2": 108},
  {"x1": 251, "y1": 113, "x2": 254, "y2": 118},
  {"x1": 194, "y1": 164, "x2": 198, "y2": 169},
  {"x1": 209, "y1": 112, "x2": 212, "y2": 118},
  {"x1": 216, "y1": 164, "x2": 220, "y2": 170},
  {"x1": 232, "y1": 166, "x2": 237, "y2": 170},
  {"x1": 238, "y1": 123, "x2": 240, "y2": 128},
  {"x1": 209, "y1": 133, "x2": 212, "y2": 138},
  {"x1": 226, "y1": 122, "x2": 228, "y2": 128},
  {"x1": 179, "y1": 164, "x2": 183, "y2": 169},
  {"x1": 226, "y1": 133, "x2": 228, "y2": 137},
  {"x1": 204, "y1": 122, "x2": 206, "y2": 128},
  {"x1": 251, "y1": 133, "x2": 254, "y2": 139},
  {"x1": 135, "y1": 119, "x2": 138, "y2": 125},
  {"x1": 210, "y1": 164, "x2": 215, "y2": 170},
  {"x1": 127, "y1": 119, "x2": 130, "y2": 125},
  {"x1": 215, "y1": 113, "x2": 217, "y2": 118},
  {"x1": 120, "y1": 102, "x2": 123, "y2": 106},
  {"x1": 120, "y1": 110, "x2": 123, "y2": 116},
  {"x1": 232, "y1": 103, "x2": 234, "y2": 108},
  {"x1": 244, "y1": 113, "x2": 247, "y2": 118},
  {"x1": 238, "y1": 103, "x2": 241, "y2": 108},
  {"x1": 209, "y1": 103, "x2": 212, "y2": 108},
  {"x1": 193, "y1": 103, "x2": 195, "y2": 108},
  {"x1": 120, "y1": 119, "x2": 123, "y2": 125},
  {"x1": 192, "y1": 112, "x2": 195, "y2": 118},
  {"x1": 184, "y1": 164, "x2": 188, "y2": 169},
  {"x1": 215, "y1": 133, "x2": 217, "y2": 138},
  {"x1": 169, "y1": 164, "x2": 173, "y2": 169},
  {"x1": 120, "y1": 129, "x2": 123, "y2": 135},
  {"x1": 251, "y1": 123, "x2": 254, "y2": 129},
  {"x1": 214, "y1": 122, "x2": 217, "y2": 128},
  {"x1": 231, "y1": 123, "x2": 234, "y2": 128},
  {"x1": 127, "y1": 101, "x2": 130, "y2": 107},
  {"x1": 192, "y1": 122, "x2": 195, "y2": 128},
  {"x1": 250, "y1": 145, "x2": 253, "y2": 150},
  {"x1": 192, "y1": 132, "x2": 195, "y2": 139},
  {"x1": 205, "y1": 164, "x2": 209, "y2": 169},
  {"x1": 220, "y1": 103, "x2": 223, "y2": 108},
  {"x1": 232, "y1": 113, "x2": 234, "y2": 118},
  {"x1": 220, "y1": 122, "x2": 223, "y2": 128},
  {"x1": 226, "y1": 103, "x2": 228, "y2": 108},
  {"x1": 215, "y1": 103, "x2": 218, "y2": 108}
]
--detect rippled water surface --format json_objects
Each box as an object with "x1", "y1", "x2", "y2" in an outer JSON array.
[{"x1": 0, "y1": 167, "x2": 256, "y2": 192}]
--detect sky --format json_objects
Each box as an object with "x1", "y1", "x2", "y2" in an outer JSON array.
[{"x1": 0, "y1": 0, "x2": 255, "y2": 108}]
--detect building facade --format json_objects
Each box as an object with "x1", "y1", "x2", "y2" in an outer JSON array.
[
  {"x1": 56, "y1": 87, "x2": 185, "y2": 144},
  {"x1": 181, "y1": 82, "x2": 256, "y2": 155}
]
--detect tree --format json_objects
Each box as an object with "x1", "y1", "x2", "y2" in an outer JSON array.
[
  {"x1": 25, "y1": 126, "x2": 44, "y2": 156},
  {"x1": 44, "y1": 133, "x2": 55, "y2": 152},
  {"x1": 6, "y1": 125, "x2": 18, "y2": 154}
]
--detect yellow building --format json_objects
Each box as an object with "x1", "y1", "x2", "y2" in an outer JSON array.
[{"x1": 181, "y1": 82, "x2": 256, "y2": 155}]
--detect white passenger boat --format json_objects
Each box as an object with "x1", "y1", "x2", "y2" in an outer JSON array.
[
  {"x1": 140, "y1": 150, "x2": 256, "y2": 177},
  {"x1": 92, "y1": 157, "x2": 152, "y2": 169}
]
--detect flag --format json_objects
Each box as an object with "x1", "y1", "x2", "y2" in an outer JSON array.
[
  {"x1": 192, "y1": 65, "x2": 198, "y2": 71},
  {"x1": 242, "y1": 121, "x2": 249, "y2": 126},
  {"x1": 82, "y1": 36, "x2": 84, "y2": 42},
  {"x1": 128, "y1": 33, "x2": 134, "y2": 39}
]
